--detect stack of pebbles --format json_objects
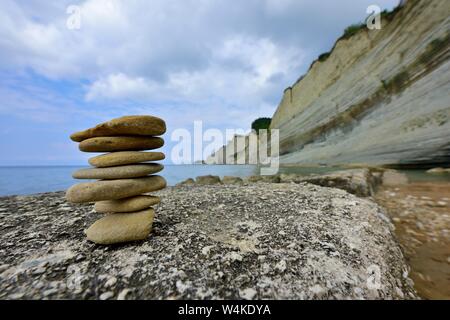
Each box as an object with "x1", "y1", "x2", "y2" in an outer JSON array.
[{"x1": 66, "y1": 115, "x2": 167, "y2": 245}]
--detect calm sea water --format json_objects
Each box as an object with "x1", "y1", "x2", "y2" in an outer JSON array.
[
  {"x1": 0, "y1": 165, "x2": 255, "y2": 196},
  {"x1": 0, "y1": 165, "x2": 346, "y2": 196},
  {"x1": 0, "y1": 165, "x2": 447, "y2": 196}
]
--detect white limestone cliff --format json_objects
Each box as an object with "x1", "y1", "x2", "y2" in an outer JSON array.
[
  {"x1": 208, "y1": 0, "x2": 449, "y2": 167},
  {"x1": 271, "y1": 0, "x2": 450, "y2": 167}
]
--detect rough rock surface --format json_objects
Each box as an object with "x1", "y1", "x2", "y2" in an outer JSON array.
[
  {"x1": 280, "y1": 169, "x2": 381, "y2": 197},
  {"x1": 176, "y1": 178, "x2": 195, "y2": 186},
  {"x1": 222, "y1": 176, "x2": 244, "y2": 184},
  {"x1": 244, "y1": 175, "x2": 281, "y2": 183},
  {"x1": 0, "y1": 184, "x2": 417, "y2": 299},
  {"x1": 178, "y1": 168, "x2": 392, "y2": 198}
]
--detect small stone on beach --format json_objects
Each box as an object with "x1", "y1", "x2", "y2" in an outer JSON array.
[
  {"x1": 89, "y1": 151, "x2": 165, "y2": 168},
  {"x1": 85, "y1": 208, "x2": 155, "y2": 245},
  {"x1": 195, "y1": 175, "x2": 221, "y2": 185},
  {"x1": 72, "y1": 164, "x2": 163, "y2": 180},
  {"x1": 79, "y1": 136, "x2": 164, "y2": 152},
  {"x1": 70, "y1": 115, "x2": 166, "y2": 142},
  {"x1": 94, "y1": 195, "x2": 160, "y2": 213},
  {"x1": 66, "y1": 176, "x2": 166, "y2": 203}
]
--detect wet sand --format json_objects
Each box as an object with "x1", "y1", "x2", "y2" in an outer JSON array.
[{"x1": 375, "y1": 181, "x2": 450, "y2": 299}]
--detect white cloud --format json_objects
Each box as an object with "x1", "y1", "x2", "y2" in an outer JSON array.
[
  {"x1": 86, "y1": 73, "x2": 154, "y2": 101},
  {"x1": 86, "y1": 35, "x2": 303, "y2": 117},
  {"x1": 0, "y1": 0, "x2": 399, "y2": 129}
]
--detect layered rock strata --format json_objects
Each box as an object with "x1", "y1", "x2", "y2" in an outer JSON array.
[{"x1": 270, "y1": 0, "x2": 450, "y2": 167}]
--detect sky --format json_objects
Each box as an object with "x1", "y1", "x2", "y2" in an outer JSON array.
[{"x1": 0, "y1": 0, "x2": 398, "y2": 165}]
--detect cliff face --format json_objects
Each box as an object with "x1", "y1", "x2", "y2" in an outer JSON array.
[
  {"x1": 271, "y1": 0, "x2": 450, "y2": 167},
  {"x1": 206, "y1": 132, "x2": 262, "y2": 165}
]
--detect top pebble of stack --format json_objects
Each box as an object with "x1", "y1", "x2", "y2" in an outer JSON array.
[{"x1": 70, "y1": 115, "x2": 166, "y2": 142}]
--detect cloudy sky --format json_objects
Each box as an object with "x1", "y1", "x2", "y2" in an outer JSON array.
[{"x1": 0, "y1": 0, "x2": 397, "y2": 165}]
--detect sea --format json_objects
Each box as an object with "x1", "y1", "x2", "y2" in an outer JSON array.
[{"x1": 0, "y1": 165, "x2": 448, "y2": 197}]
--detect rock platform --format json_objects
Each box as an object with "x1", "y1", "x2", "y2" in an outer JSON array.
[{"x1": 0, "y1": 183, "x2": 417, "y2": 299}]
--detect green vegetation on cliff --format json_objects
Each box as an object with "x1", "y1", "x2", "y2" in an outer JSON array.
[
  {"x1": 418, "y1": 34, "x2": 450, "y2": 65},
  {"x1": 251, "y1": 117, "x2": 271, "y2": 134},
  {"x1": 342, "y1": 23, "x2": 366, "y2": 39},
  {"x1": 312, "y1": 3, "x2": 403, "y2": 66},
  {"x1": 318, "y1": 52, "x2": 331, "y2": 62}
]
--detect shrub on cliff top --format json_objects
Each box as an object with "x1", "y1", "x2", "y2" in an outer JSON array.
[
  {"x1": 251, "y1": 118, "x2": 271, "y2": 134},
  {"x1": 342, "y1": 23, "x2": 365, "y2": 39},
  {"x1": 318, "y1": 52, "x2": 331, "y2": 62},
  {"x1": 341, "y1": 4, "x2": 401, "y2": 41},
  {"x1": 380, "y1": 5, "x2": 402, "y2": 22}
]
